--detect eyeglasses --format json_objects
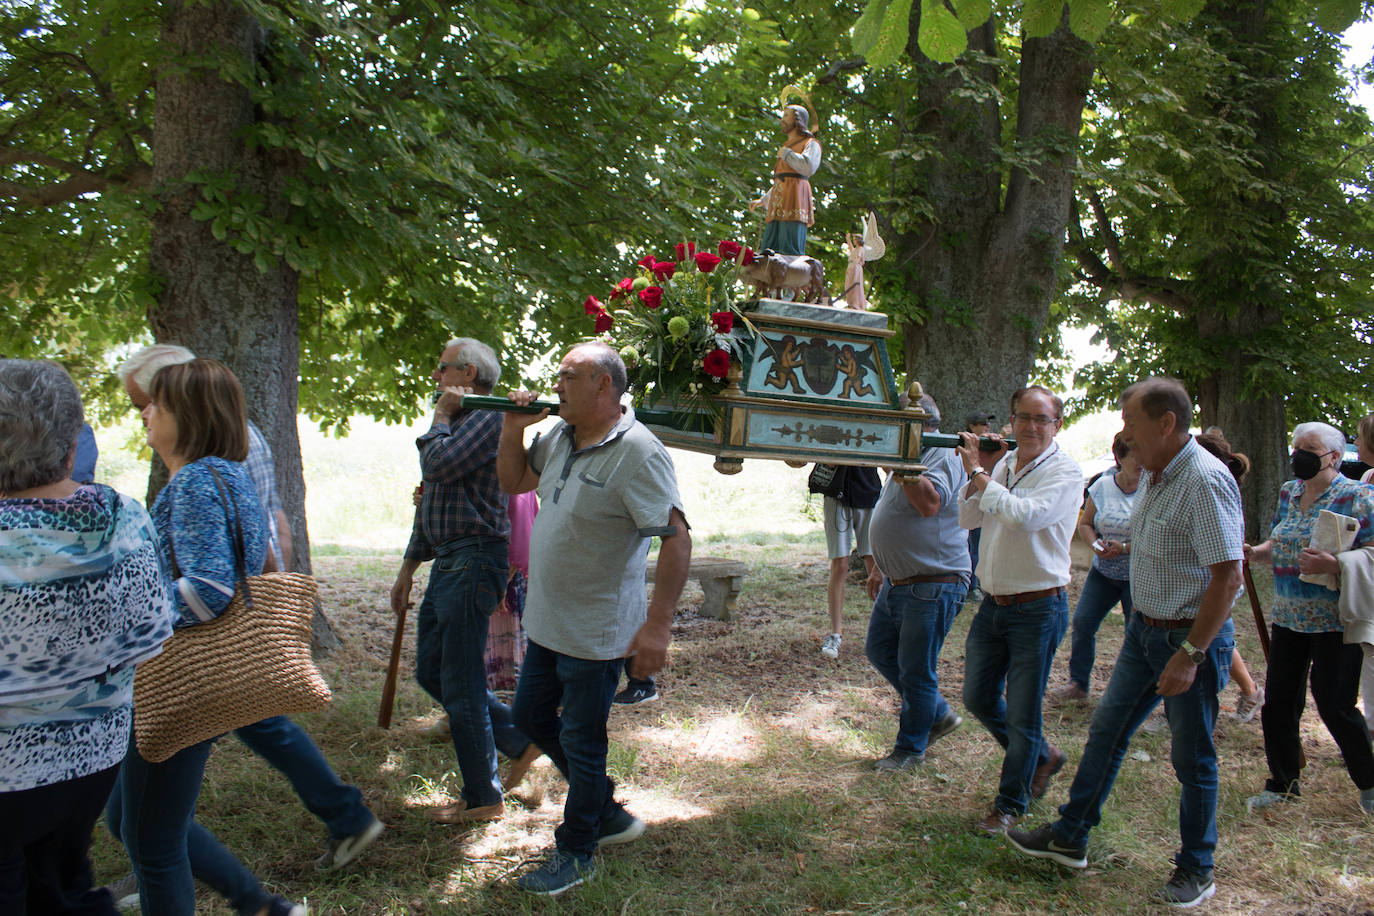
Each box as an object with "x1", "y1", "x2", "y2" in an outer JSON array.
[
  {"x1": 437, "y1": 361, "x2": 469, "y2": 373},
  {"x1": 1013, "y1": 412, "x2": 1059, "y2": 427}
]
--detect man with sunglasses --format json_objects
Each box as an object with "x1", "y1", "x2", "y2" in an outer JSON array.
[
  {"x1": 955, "y1": 385, "x2": 1082, "y2": 837},
  {"x1": 391, "y1": 337, "x2": 539, "y2": 826}
]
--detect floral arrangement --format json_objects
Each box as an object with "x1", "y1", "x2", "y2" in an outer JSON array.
[{"x1": 584, "y1": 239, "x2": 757, "y2": 412}]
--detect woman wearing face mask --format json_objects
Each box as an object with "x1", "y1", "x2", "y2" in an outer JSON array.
[{"x1": 1243, "y1": 422, "x2": 1374, "y2": 814}]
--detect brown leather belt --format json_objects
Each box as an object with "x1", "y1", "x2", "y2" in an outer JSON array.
[
  {"x1": 890, "y1": 574, "x2": 961, "y2": 586},
  {"x1": 988, "y1": 586, "x2": 1065, "y2": 606},
  {"x1": 1140, "y1": 615, "x2": 1194, "y2": 630}
]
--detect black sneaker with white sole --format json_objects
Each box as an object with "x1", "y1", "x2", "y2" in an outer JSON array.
[
  {"x1": 613, "y1": 684, "x2": 658, "y2": 705},
  {"x1": 1153, "y1": 866, "x2": 1216, "y2": 908},
  {"x1": 1006, "y1": 824, "x2": 1088, "y2": 869}
]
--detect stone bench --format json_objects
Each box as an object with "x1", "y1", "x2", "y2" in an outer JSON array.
[{"x1": 645, "y1": 556, "x2": 749, "y2": 621}]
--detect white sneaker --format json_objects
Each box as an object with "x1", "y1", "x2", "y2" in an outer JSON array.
[
  {"x1": 1234, "y1": 686, "x2": 1264, "y2": 722},
  {"x1": 820, "y1": 633, "x2": 841, "y2": 659},
  {"x1": 316, "y1": 815, "x2": 384, "y2": 871},
  {"x1": 1246, "y1": 789, "x2": 1294, "y2": 814}
]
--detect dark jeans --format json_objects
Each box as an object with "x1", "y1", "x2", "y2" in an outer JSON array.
[
  {"x1": 106, "y1": 737, "x2": 271, "y2": 915},
  {"x1": 1262, "y1": 625, "x2": 1374, "y2": 794},
  {"x1": 865, "y1": 579, "x2": 967, "y2": 754},
  {"x1": 1, "y1": 763, "x2": 120, "y2": 916},
  {"x1": 512, "y1": 639, "x2": 625, "y2": 860},
  {"x1": 1053, "y1": 616, "x2": 1234, "y2": 872},
  {"x1": 1066, "y1": 567, "x2": 1133, "y2": 692},
  {"x1": 233, "y1": 716, "x2": 372, "y2": 840},
  {"x1": 962, "y1": 590, "x2": 1070, "y2": 815},
  {"x1": 415, "y1": 536, "x2": 529, "y2": 808},
  {"x1": 968, "y1": 528, "x2": 981, "y2": 593}
]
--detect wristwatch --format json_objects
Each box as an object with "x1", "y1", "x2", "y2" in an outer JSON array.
[
  {"x1": 1179, "y1": 639, "x2": 1206, "y2": 666},
  {"x1": 970, "y1": 468, "x2": 989, "y2": 480}
]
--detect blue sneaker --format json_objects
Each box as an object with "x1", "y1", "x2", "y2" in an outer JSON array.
[
  {"x1": 516, "y1": 850, "x2": 595, "y2": 895},
  {"x1": 598, "y1": 807, "x2": 646, "y2": 846}
]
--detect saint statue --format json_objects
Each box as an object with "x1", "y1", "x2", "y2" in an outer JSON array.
[{"x1": 749, "y1": 101, "x2": 821, "y2": 257}]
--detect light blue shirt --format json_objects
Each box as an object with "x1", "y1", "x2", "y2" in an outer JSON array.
[{"x1": 1129, "y1": 437, "x2": 1243, "y2": 621}]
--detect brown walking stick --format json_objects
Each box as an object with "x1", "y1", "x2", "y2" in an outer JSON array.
[
  {"x1": 377, "y1": 601, "x2": 409, "y2": 729},
  {"x1": 1243, "y1": 560, "x2": 1304, "y2": 769}
]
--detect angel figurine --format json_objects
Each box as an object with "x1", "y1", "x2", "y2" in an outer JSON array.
[{"x1": 841, "y1": 211, "x2": 885, "y2": 311}]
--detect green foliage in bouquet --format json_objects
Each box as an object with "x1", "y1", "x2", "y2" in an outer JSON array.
[{"x1": 584, "y1": 240, "x2": 757, "y2": 413}]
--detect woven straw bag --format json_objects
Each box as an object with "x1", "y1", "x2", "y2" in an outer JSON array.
[{"x1": 133, "y1": 467, "x2": 331, "y2": 763}]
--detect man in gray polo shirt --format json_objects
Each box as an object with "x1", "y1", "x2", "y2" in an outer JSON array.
[
  {"x1": 498, "y1": 342, "x2": 691, "y2": 896},
  {"x1": 864, "y1": 393, "x2": 970, "y2": 770},
  {"x1": 1007, "y1": 377, "x2": 1243, "y2": 908}
]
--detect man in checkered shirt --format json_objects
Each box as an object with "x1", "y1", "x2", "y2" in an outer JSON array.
[
  {"x1": 1007, "y1": 377, "x2": 1244, "y2": 908},
  {"x1": 391, "y1": 337, "x2": 537, "y2": 825}
]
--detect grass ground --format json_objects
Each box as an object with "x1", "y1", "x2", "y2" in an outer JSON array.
[{"x1": 85, "y1": 422, "x2": 1374, "y2": 914}]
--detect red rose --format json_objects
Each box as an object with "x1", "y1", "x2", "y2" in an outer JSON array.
[
  {"x1": 694, "y1": 252, "x2": 722, "y2": 273},
  {"x1": 710, "y1": 311, "x2": 733, "y2": 333},
  {"x1": 703, "y1": 348, "x2": 731, "y2": 378},
  {"x1": 688, "y1": 242, "x2": 697, "y2": 257},
  {"x1": 718, "y1": 240, "x2": 743, "y2": 260},
  {"x1": 638, "y1": 286, "x2": 664, "y2": 309},
  {"x1": 651, "y1": 260, "x2": 676, "y2": 280},
  {"x1": 637, "y1": 254, "x2": 656, "y2": 269},
  {"x1": 610, "y1": 277, "x2": 633, "y2": 300},
  {"x1": 584, "y1": 295, "x2": 604, "y2": 315},
  {"x1": 674, "y1": 243, "x2": 686, "y2": 261},
  {"x1": 741, "y1": 247, "x2": 756, "y2": 265},
  {"x1": 594, "y1": 311, "x2": 614, "y2": 333}
]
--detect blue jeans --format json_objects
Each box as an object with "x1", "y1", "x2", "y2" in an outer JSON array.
[
  {"x1": 1051, "y1": 615, "x2": 1234, "y2": 871},
  {"x1": 106, "y1": 737, "x2": 270, "y2": 915},
  {"x1": 865, "y1": 579, "x2": 967, "y2": 754},
  {"x1": 962, "y1": 590, "x2": 1070, "y2": 815},
  {"x1": 415, "y1": 536, "x2": 528, "y2": 808},
  {"x1": 511, "y1": 640, "x2": 624, "y2": 860},
  {"x1": 234, "y1": 716, "x2": 372, "y2": 839},
  {"x1": 1066, "y1": 567, "x2": 1133, "y2": 691}
]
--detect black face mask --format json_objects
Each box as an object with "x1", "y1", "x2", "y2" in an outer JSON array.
[{"x1": 1290, "y1": 448, "x2": 1326, "y2": 480}]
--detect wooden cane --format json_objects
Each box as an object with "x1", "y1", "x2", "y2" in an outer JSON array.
[
  {"x1": 377, "y1": 601, "x2": 408, "y2": 729},
  {"x1": 1242, "y1": 560, "x2": 1304, "y2": 769},
  {"x1": 1242, "y1": 561, "x2": 1271, "y2": 661}
]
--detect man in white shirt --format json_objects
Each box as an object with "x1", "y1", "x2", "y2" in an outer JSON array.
[{"x1": 955, "y1": 386, "x2": 1083, "y2": 836}]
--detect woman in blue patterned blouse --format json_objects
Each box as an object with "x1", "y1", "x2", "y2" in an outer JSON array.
[
  {"x1": 1243, "y1": 421, "x2": 1374, "y2": 815},
  {"x1": 103, "y1": 359, "x2": 304, "y2": 916},
  {"x1": 0, "y1": 359, "x2": 175, "y2": 915}
]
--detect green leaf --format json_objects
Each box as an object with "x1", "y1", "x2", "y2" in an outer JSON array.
[
  {"x1": 951, "y1": 0, "x2": 991, "y2": 31},
  {"x1": 918, "y1": 0, "x2": 967, "y2": 62},
  {"x1": 210, "y1": 216, "x2": 227, "y2": 241},
  {"x1": 1023, "y1": 0, "x2": 1065, "y2": 38},
  {"x1": 1312, "y1": 0, "x2": 1362, "y2": 33},
  {"x1": 1068, "y1": 0, "x2": 1113, "y2": 43},
  {"x1": 851, "y1": 0, "x2": 891, "y2": 57},
  {"x1": 1156, "y1": 0, "x2": 1206, "y2": 21},
  {"x1": 866, "y1": 0, "x2": 914, "y2": 68}
]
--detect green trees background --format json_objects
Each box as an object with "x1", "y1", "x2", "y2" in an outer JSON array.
[{"x1": 3, "y1": 0, "x2": 1371, "y2": 547}]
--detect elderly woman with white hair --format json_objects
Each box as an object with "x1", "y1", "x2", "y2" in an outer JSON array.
[
  {"x1": 0, "y1": 359, "x2": 175, "y2": 914},
  {"x1": 1244, "y1": 421, "x2": 1374, "y2": 814}
]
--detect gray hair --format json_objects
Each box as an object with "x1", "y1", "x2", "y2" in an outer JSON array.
[
  {"x1": 1292, "y1": 421, "x2": 1346, "y2": 456},
  {"x1": 785, "y1": 104, "x2": 809, "y2": 130},
  {"x1": 0, "y1": 360, "x2": 84, "y2": 492},
  {"x1": 916, "y1": 393, "x2": 940, "y2": 429},
  {"x1": 117, "y1": 344, "x2": 196, "y2": 393},
  {"x1": 444, "y1": 338, "x2": 500, "y2": 390},
  {"x1": 572, "y1": 342, "x2": 628, "y2": 398}
]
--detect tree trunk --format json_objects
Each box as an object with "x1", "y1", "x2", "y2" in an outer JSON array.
[
  {"x1": 897, "y1": 14, "x2": 1096, "y2": 426},
  {"x1": 148, "y1": 0, "x2": 336, "y2": 649}
]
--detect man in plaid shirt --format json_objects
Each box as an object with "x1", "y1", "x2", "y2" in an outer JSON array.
[
  {"x1": 1008, "y1": 377, "x2": 1244, "y2": 908},
  {"x1": 391, "y1": 337, "x2": 538, "y2": 825}
]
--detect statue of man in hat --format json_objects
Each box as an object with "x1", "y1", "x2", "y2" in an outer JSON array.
[{"x1": 749, "y1": 103, "x2": 821, "y2": 257}]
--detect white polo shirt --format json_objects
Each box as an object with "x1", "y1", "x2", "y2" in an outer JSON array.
[{"x1": 958, "y1": 443, "x2": 1082, "y2": 595}]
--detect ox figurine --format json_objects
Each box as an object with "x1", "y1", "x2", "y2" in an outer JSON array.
[{"x1": 741, "y1": 250, "x2": 826, "y2": 303}]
